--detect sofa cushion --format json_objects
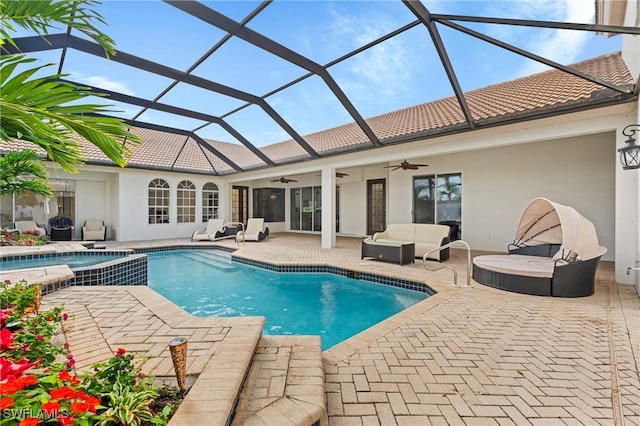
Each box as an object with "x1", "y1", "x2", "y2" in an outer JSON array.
[
  {"x1": 415, "y1": 241, "x2": 444, "y2": 260},
  {"x1": 382, "y1": 224, "x2": 416, "y2": 242},
  {"x1": 415, "y1": 224, "x2": 450, "y2": 242}
]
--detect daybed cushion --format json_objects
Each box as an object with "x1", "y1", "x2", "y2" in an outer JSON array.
[{"x1": 472, "y1": 254, "x2": 555, "y2": 278}]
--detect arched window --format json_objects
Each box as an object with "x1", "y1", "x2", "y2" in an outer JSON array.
[
  {"x1": 177, "y1": 180, "x2": 196, "y2": 223},
  {"x1": 202, "y1": 182, "x2": 219, "y2": 222},
  {"x1": 148, "y1": 179, "x2": 170, "y2": 224}
]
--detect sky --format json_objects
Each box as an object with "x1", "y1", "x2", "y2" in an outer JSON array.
[{"x1": 13, "y1": 0, "x2": 623, "y2": 147}]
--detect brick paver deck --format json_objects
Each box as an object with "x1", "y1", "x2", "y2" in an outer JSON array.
[{"x1": 38, "y1": 233, "x2": 639, "y2": 425}]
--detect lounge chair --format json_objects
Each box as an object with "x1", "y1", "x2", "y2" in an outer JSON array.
[
  {"x1": 236, "y1": 218, "x2": 269, "y2": 242},
  {"x1": 192, "y1": 219, "x2": 225, "y2": 241},
  {"x1": 82, "y1": 219, "x2": 106, "y2": 241},
  {"x1": 14, "y1": 221, "x2": 46, "y2": 237},
  {"x1": 472, "y1": 198, "x2": 606, "y2": 297}
]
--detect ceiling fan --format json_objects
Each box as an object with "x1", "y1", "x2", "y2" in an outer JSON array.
[
  {"x1": 270, "y1": 176, "x2": 298, "y2": 183},
  {"x1": 314, "y1": 172, "x2": 350, "y2": 178},
  {"x1": 384, "y1": 160, "x2": 428, "y2": 171}
]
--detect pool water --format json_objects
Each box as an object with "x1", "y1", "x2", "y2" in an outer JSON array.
[
  {"x1": 0, "y1": 253, "x2": 127, "y2": 271},
  {"x1": 147, "y1": 250, "x2": 428, "y2": 350}
]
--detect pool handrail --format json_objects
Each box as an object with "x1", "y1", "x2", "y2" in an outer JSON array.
[{"x1": 422, "y1": 240, "x2": 471, "y2": 287}]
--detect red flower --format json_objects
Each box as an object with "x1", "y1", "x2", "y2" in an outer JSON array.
[
  {"x1": 116, "y1": 347, "x2": 126, "y2": 357},
  {"x1": 62, "y1": 313, "x2": 69, "y2": 321},
  {"x1": 0, "y1": 397, "x2": 14, "y2": 409},
  {"x1": 57, "y1": 370, "x2": 80, "y2": 386},
  {"x1": 37, "y1": 334, "x2": 44, "y2": 342},
  {"x1": 0, "y1": 358, "x2": 40, "y2": 381},
  {"x1": 50, "y1": 386, "x2": 76, "y2": 400},
  {"x1": 0, "y1": 309, "x2": 13, "y2": 328},
  {"x1": 42, "y1": 400, "x2": 60, "y2": 414},
  {"x1": 70, "y1": 401, "x2": 89, "y2": 414},
  {"x1": 17, "y1": 375, "x2": 38, "y2": 388},
  {"x1": 58, "y1": 415, "x2": 74, "y2": 426},
  {"x1": 0, "y1": 328, "x2": 15, "y2": 351},
  {"x1": 19, "y1": 418, "x2": 39, "y2": 426}
]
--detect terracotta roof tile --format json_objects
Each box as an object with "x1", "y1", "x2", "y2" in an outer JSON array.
[{"x1": 2, "y1": 52, "x2": 633, "y2": 174}]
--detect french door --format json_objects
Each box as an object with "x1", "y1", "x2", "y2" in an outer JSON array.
[
  {"x1": 232, "y1": 186, "x2": 248, "y2": 225},
  {"x1": 367, "y1": 179, "x2": 386, "y2": 235}
]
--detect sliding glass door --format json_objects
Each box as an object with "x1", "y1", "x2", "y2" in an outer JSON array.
[{"x1": 413, "y1": 173, "x2": 462, "y2": 240}]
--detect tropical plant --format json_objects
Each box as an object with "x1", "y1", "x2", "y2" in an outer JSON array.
[
  {"x1": 98, "y1": 382, "x2": 161, "y2": 426},
  {"x1": 0, "y1": 0, "x2": 141, "y2": 172},
  {"x1": 0, "y1": 149, "x2": 52, "y2": 198}
]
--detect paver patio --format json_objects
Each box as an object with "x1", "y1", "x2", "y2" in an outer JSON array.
[{"x1": 37, "y1": 233, "x2": 639, "y2": 425}]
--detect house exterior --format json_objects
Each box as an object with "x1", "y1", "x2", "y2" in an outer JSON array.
[{"x1": 1, "y1": 1, "x2": 638, "y2": 295}]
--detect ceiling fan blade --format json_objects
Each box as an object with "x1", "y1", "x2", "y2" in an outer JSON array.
[
  {"x1": 391, "y1": 166, "x2": 402, "y2": 171},
  {"x1": 413, "y1": 164, "x2": 428, "y2": 167},
  {"x1": 408, "y1": 165, "x2": 419, "y2": 169},
  {"x1": 336, "y1": 172, "x2": 349, "y2": 177},
  {"x1": 288, "y1": 179, "x2": 298, "y2": 182}
]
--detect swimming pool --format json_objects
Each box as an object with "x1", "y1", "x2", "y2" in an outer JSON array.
[
  {"x1": 147, "y1": 249, "x2": 430, "y2": 350},
  {"x1": 0, "y1": 252, "x2": 129, "y2": 271}
]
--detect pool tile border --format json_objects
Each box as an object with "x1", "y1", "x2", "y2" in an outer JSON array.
[{"x1": 135, "y1": 244, "x2": 436, "y2": 295}]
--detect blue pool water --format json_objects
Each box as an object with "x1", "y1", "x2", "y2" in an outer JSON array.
[
  {"x1": 1, "y1": 253, "x2": 127, "y2": 271},
  {"x1": 147, "y1": 250, "x2": 428, "y2": 350}
]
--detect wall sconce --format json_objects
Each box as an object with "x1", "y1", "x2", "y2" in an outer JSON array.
[
  {"x1": 270, "y1": 193, "x2": 277, "y2": 200},
  {"x1": 619, "y1": 125, "x2": 640, "y2": 170}
]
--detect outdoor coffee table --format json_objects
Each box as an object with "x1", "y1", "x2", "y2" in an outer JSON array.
[{"x1": 361, "y1": 239, "x2": 415, "y2": 266}]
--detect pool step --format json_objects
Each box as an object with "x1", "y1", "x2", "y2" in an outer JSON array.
[
  {"x1": 231, "y1": 335, "x2": 325, "y2": 425},
  {"x1": 182, "y1": 250, "x2": 235, "y2": 270}
]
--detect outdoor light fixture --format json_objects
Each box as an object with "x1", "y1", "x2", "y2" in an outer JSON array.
[
  {"x1": 619, "y1": 125, "x2": 640, "y2": 170},
  {"x1": 270, "y1": 193, "x2": 277, "y2": 200},
  {"x1": 168, "y1": 337, "x2": 188, "y2": 394}
]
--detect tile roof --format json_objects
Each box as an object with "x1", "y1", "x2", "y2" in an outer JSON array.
[{"x1": 2, "y1": 52, "x2": 634, "y2": 175}]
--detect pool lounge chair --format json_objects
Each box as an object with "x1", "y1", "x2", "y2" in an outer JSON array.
[
  {"x1": 472, "y1": 198, "x2": 606, "y2": 297},
  {"x1": 191, "y1": 219, "x2": 225, "y2": 241},
  {"x1": 236, "y1": 218, "x2": 269, "y2": 242},
  {"x1": 14, "y1": 220, "x2": 46, "y2": 236}
]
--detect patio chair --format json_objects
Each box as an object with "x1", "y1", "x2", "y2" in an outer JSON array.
[
  {"x1": 14, "y1": 220, "x2": 46, "y2": 237},
  {"x1": 236, "y1": 218, "x2": 269, "y2": 242},
  {"x1": 192, "y1": 219, "x2": 225, "y2": 241},
  {"x1": 82, "y1": 219, "x2": 106, "y2": 241}
]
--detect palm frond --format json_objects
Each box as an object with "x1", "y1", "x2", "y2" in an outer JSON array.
[
  {"x1": 0, "y1": 0, "x2": 115, "y2": 56},
  {"x1": 1, "y1": 56, "x2": 139, "y2": 172},
  {"x1": 0, "y1": 149, "x2": 52, "y2": 197}
]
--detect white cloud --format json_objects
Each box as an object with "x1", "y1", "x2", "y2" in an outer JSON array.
[
  {"x1": 71, "y1": 73, "x2": 135, "y2": 96},
  {"x1": 480, "y1": 0, "x2": 595, "y2": 78},
  {"x1": 321, "y1": 6, "x2": 421, "y2": 115}
]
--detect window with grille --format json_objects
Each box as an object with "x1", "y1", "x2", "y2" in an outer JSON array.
[
  {"x1": 148, "y1": 179, "x2": 170, "y2": 224},
  {"x1": 177, "y1": 180, "x2": 196, "y2": 223},
  {"x1": 202, "y1": 182, "x2": 219, "y2": 222}
]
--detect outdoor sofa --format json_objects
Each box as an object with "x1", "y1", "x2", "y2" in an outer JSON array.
[{"x1": 372, "y1": 223, "x2": 451, "y2": 261}]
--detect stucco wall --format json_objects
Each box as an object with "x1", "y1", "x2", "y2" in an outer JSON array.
[
  {"x1": 340, "y1": 132, "x2": 616, "y2": 261},
  {"x1": 115, "y1": 169, "x2": 226, "y2": 241}
]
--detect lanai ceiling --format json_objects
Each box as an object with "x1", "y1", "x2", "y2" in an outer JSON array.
[{"x1": 3, "y1": 0, "x2": 639, "y2": 175}]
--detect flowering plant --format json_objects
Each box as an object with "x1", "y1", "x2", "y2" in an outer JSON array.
[
  {"x1": 0, "y1": 280, "x2": 176, "y2": 425},
  {"x1": 0, "y1": 229, "x2": 47, "y2": 247},
  {"x1": 48, "y1": 216, "x2": 73, "y2": 228}
]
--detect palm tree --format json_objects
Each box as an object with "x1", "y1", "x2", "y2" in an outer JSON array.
[
  {"x1": 0, "y1": 0, "x2": 140, "y2": 172},
  {"x1": 0, "y1": 149, "x2": 51, "y2": 197}
]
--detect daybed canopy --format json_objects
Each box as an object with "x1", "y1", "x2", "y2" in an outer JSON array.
[{"x1": 512, "y1": 198, "x2": 603, "y2": 261}]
